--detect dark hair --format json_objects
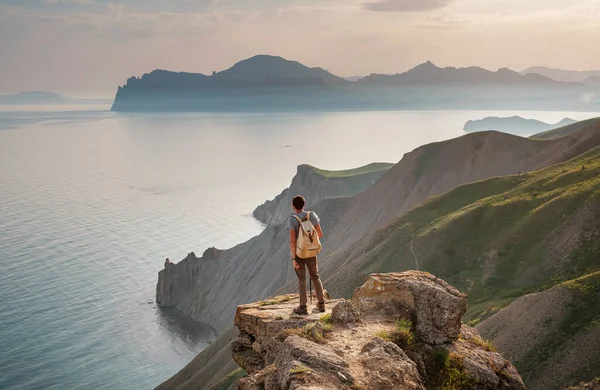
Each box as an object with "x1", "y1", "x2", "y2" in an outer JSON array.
[{"x1": 292, "y1": 195, "x2": 305, "y2": 210}]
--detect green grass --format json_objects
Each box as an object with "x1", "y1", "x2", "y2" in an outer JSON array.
[
  {"x1": 310, "y1": 162, "x2": 394, "y2": 178},
  {"x1": 530, "y1": 117, "x2": 599, "y2": 139},
  {"x1": 320, "y1": 313, "x2": 332, "y2": 325},
  {"x1": 469, "y1": 336, "x2": 497, "y2": 352},
  {"x1": 208, "y1": 368, "x2": 246, "y2": 390},
  {"x1": 373, "y1": 319, "x2": 414, "y2": 348},
  {"x1": 289, "y1": 364, "x2": 311, "y2": 375},
  {"x1": 430, "y1": 350, "x2": 475, "y2": 390},
  {"x1": 375, "y1": 330, "x2": 392, "y2": 340},
  {"x1": 511, "y1": 271, "x2": 600, "y2": 378},
  {"x1": 300, "y1": 321, "x2": 333, "y2": 343},
  {"x1": 394, "y1": 318, "x2": 414, "y2": 347}
]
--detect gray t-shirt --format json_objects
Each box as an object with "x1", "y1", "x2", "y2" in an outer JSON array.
[{"x1": 286, "y1": 211, "x2": 321, "y2": 239}]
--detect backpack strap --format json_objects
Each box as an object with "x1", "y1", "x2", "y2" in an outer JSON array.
[
  {"x1": 305, "y1": 211, "x2": 311, "y2": 222},
  {"x1": 293, "y1": 214, "x2": 309, "y2": 237}
]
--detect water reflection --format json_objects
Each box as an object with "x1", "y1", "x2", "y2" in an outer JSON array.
[{"x1": 156, "y1": 307, "x2": 218, "y2": 348}]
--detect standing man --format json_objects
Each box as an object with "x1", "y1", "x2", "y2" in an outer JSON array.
[{"x1": 287, "y1": 195, "x2": 326, "y2": 315}]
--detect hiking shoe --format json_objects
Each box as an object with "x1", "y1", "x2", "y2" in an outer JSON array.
[
  {"x1": 293, "y1": 305, "x2": 308, "y2": 315},
  {"x1": 316, "y1": 302, "x2": 326, "y2": 313}
]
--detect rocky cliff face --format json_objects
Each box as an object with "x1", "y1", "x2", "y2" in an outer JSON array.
[
  {"x1": 226, "y1": 272, "x2": 525, "y2": 390},
  {"x1": 253, "y1": 163, "x2": 393, "y2": 225}
]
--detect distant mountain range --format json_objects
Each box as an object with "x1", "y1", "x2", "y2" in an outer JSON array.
[
  {"x1": 111, "y1": 55, "x2": 600, "y2": 112},
  {"x1": 522, "y1": 66, "x2": 600, "y2": 84},
  {"x1": 0, "y1": 91, "x2": 111, "y2": 105},
  {"x1": 464, "y1": 116, "x2": 576, "y2": 136},
  {"x1": 358, "y1": 61, "x2": 563, "y2": 87},
  {"x1": 0, "y1": 91, "x2": 72, "y2": 104}
]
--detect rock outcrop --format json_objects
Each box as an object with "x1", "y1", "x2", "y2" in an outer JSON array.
[
  {"x1": 352, "y1": 272, "x2": 466, "y2": 345},
  {"x1": 253, "y1": 163, "x2": 393, "y2": 225},
  {"x1": 227, "y1": 271, "x2": 525, "y2": 390}
]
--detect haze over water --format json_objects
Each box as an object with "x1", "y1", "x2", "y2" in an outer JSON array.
[{"x1": 0, "y1": 106, "x2": 598, "y2": 389}]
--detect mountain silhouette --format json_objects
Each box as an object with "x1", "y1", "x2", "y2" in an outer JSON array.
[
  {"x1": 359, "y1": 61, "x2": 567, "y2": 86},
  {"x1": 111, "y1": 55, "x2": 594, "y2": 112},
  {"x1": 213, "y1": 55, "x2": 349, "y2": 87},
  {"x1": 522, "y1": 66, "x2": 600, "y2": 83}
]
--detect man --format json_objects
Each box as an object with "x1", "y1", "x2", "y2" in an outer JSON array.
[{"x1": 287, "y1": 195, "x2": 326, "y2": 315}]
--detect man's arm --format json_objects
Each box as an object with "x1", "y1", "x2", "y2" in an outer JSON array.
[
  {"x1": 315, "y1": 224, "x2": 323, "y2": 239},
  {"x1": 289, "y1": 230, "x2": 297, "y2": 257},
  {"x1": 290, "y1": 230, "x2": 300, "y2": 269}
]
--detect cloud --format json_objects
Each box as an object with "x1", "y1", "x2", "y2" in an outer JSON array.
[{"x1": 362, "y1": 0, "x2": 454, "y2": 12}]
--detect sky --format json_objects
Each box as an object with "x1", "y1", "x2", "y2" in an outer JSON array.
[{"x1": 0, "y1": 0, "x2": 599, "y2": 96}]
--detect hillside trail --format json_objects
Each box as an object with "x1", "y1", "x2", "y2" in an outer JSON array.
[{"x1": 410, "y1": 233, "x2": 420, "y2": 271}]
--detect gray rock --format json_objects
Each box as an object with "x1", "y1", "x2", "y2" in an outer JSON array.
[
  {"x1": 446, "y1": 337, "x2": 526, "y2": 390},
  {"x1": 331, "y1": 300, "x2": 361, "y2": 325},
  {"x1": 237, "y1": 365, "x2": 278, "y2": 390},
  {"x1": 352, "y1": 271, "x2": 466, "y2": 345},
  {"x1": 359, "y1": 337, "x2": 425, "y2": 390}
]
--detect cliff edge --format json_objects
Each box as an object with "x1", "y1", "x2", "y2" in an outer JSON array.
[
  {"x1": 222, "y1": 271, "x2": 525, "y2": 390},
  {"x1": 253, "y1": 163, "x2": 393, "y2": 225}
]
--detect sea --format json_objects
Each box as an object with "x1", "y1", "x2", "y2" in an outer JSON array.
[{"x1": 0, "y1": 104, "x2": 598, "y2": 389}]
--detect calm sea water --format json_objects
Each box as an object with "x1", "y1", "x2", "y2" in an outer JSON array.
[{"x1": 0, "y1": 105, "x2": 598, "y2": 389}]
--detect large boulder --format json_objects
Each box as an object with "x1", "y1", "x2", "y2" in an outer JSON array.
[
  {"x1": 352, "y1": 271, "x2": 467, "y2": 344},
  {"x1": 360, "y1": 337, "x2": 425, "y2": 390},
  {"x1": 275, "y1": 335, "x2": 354, "y2": 389},
  {"x1": 330, "y1": 299, "x2": 361, "y2": 325},
  {"x1": 444, "y1": 326, "x2": 526, "y2": 389}
]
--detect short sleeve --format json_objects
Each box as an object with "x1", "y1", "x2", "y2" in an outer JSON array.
[
  {"x1": 310, "y1": 212, "x2": 321, "y2": 226},
  {"x1": 286, "y1": 216, "x2": 293, "y2": 231}
]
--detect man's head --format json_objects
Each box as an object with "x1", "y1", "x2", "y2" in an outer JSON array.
[{"x1": 292, "y1": 195, "x2": 305, "y2": 211}]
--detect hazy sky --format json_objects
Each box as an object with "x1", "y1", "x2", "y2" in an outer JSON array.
[{"x1": 1, "y1": 0, "x2": 599, "y2": 95}]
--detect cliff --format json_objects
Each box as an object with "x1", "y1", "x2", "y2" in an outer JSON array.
[
  {"x1": 253, "y1": 163, "x2": 393, "y2": 225},
  {"x1": 156, "y1": 118, "x2": 600, "y2": 389},
  {"x1": 224, "y1": 272, "x2": 525, "y2": 390},
  {"x1": 158, "y1": 128, "x2": 596, "y2": 329}
]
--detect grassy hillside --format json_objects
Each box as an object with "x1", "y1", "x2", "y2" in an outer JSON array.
[
  {"x1": 321, "y1": 146, "x2": 600, "y2": 388},
  {"x1": 477, "y1": 271, "x2": 600, "y2": 389},
  {"x1": 530, "y1": 117, "x2": 600, "y2": 139},
  {"x1": 326, "y1": 145, "x2": 600, "y2": 318}
]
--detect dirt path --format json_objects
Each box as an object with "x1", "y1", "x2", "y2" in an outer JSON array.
[
  {"x1": 410, "y1": 234, "x2": 420, "y2": 271},
  {"x1": 466, "y1": 278, "x2": 474, "y2": 292}
]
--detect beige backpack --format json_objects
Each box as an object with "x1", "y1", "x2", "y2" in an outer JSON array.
[{"x1": 293, "y1": 211, "x2": 322, "y2": 259}]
